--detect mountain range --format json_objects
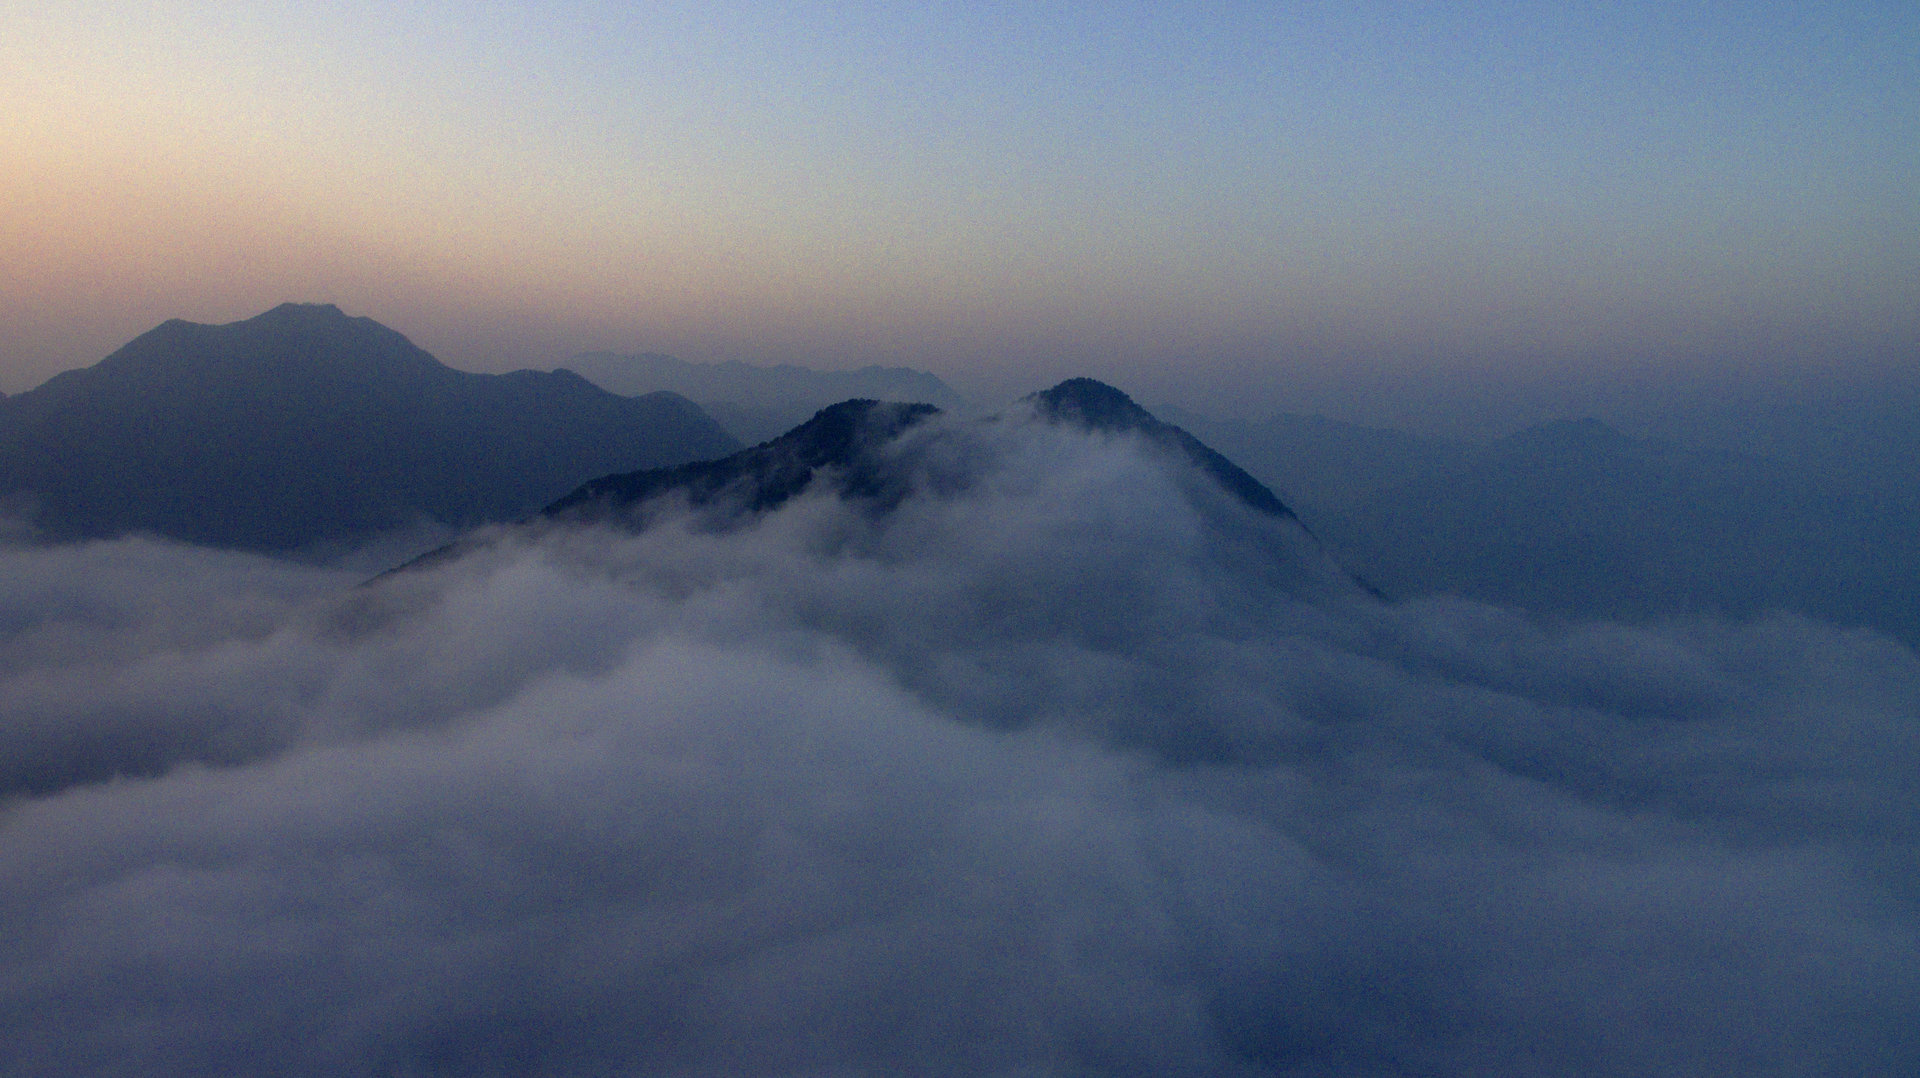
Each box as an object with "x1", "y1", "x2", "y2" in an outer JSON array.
[
  {"x1": 550, "y1": 379, "x2": 1293, "y2": 524},
  {"x1": 1179, "y1": 408, "x2": 1920, "y2": 644},
  {"x1": 6, "y1": 303, "x2": 1914, "y2": 647},
  {"x1": 563, "y1": 350, "x2": 968, "y2": 444},
  {"x1": 397, "y1": 378, "x2": 1355, "y2": 616},
  {"x1": 0, "y1": 304, "x2": 740, "y2": 552}
]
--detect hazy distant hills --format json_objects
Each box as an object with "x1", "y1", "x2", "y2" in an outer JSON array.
[
  {"x1": 0, "y1": 304, "x2": 740, "y2": 552},
  {"x1": 563, "y1": 350, "x2": 968, "y2": 444},
  {"x1": 9, "y1": 301, "x2": 1912, "y2": 647},
  {"x1": 1183, "y1": 410, "x2": 1920, "y2": 644}
]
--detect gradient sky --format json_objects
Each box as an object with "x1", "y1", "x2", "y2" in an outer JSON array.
[{"x1": 3, "y1": 2, "x2": 1915, "y2": 417}]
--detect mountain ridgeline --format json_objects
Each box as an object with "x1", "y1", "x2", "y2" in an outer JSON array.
[
  {"x1": 9, "y1": 303, "x2": 1908, "y2": 647},
  {"x1": 1179, "y1": 408, "x2": 1920, "y2": 645},
  {"x1": 0, "y1": 304, "x2": 740, "y2": 551},
  {"x1": 563, "y1": 349, "x2": 969, "y2": 444},
  {"x1": 547, "y1": 398, "x2": 945, "y2": 523},
  {"x1": 548, "y1": 379, "x2": 1305, "y2": 527},
  {"x1": 527, "y1": 377, "x2": 1359, "y2": 602}
]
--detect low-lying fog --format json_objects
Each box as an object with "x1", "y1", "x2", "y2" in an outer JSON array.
[{"x1": 3, "y1": 412, "x2": 1915, "y2": 1075}]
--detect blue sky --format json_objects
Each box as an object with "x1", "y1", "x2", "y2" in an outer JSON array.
[{"x1": 3, "y1": 2, "x2": 1914, "y2": 414}]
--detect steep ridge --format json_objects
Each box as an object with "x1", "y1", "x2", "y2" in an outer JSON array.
[
  {"x1": 0, "y1": 304, "x2": 740, "y2": 551},
  {"x1": 1027, "y1": 378, "x2": 1300, "y2": 522},
  {"x1": 519, "y1": 378, "x2": 1365, "y2": 604},
  {"x1": 545, "y1": 379, "x2": 1306, "y2": 530}
]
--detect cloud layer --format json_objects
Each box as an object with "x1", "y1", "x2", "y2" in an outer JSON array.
[{"x1": 3, "y1": 416, "x2": 1917, "y2": 1076}]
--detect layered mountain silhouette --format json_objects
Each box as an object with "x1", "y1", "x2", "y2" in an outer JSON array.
[
  {"x1": 546, "y1": 378, "x2": 1307, "y2": 531},
  {"x1": 547, "y1": 398, "x2": 943, "y2": 524},
  {"x1": 563, "y1": 350, "x2": 968, "y2": 444},
  {"x1": 514, "y1": 377, "x2": 1368, "y2": 607},
  {"x1": 1182, "y1": 408, "x2": 1920, "y2": 644},
  {"x1": 0, "y1": 304, "x2": 740, "y2": 551}
]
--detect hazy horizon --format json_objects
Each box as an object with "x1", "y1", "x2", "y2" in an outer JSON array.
[
  {"x1": 12, "y1": 298, "x2": 1920, "y2": 446},
  {"x1": 6, "y1": 11, "x2": 1920, "y2": 1070},
  {"x1": 5, "y1": 4, "x2": 1915, "y2": 433}
]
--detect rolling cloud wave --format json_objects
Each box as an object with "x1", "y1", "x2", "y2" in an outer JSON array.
[{"x1": 3, "y1": 416, "x2": 1916, "y2": 1075}]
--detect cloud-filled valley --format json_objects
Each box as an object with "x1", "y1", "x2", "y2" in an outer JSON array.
[
  {"x1": 3, "y1": 405, "x2": 1917, "y2": 1076},
  {"x1": 9, "y1": 2, "x2": 1915, "y2": 1070}
]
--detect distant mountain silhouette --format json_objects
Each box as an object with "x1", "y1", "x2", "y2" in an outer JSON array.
[
  {"x1": 1182, "y1": 409, "x2": 1920, "y2": 644},
  {"x1": 0, "y1": 304, "x2": 740, "y2": 551},
  {"x1": 547, "y1": 398, "x2": 943, "y2": 525},
  {"x1": 563, "y1": 350, "x2": 968, "y2": 444},
  {"x1": 1028, "y1": 379, "x2": 1301, "y2": 523},
  {"x1": 547, "y1": 379, "x2": 1305, "y2": 530},
  {"x1": 491, "y1": 378, "x2": 1373, "y2": 605}
]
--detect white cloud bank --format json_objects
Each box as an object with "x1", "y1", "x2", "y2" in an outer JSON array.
[{"x1": 2, "y1": 415, "x2": 1916, "y2": 1076}]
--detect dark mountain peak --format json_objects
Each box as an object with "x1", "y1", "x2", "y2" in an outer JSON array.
[
  {"x1": 153, "y1": 302, "x2": 370, "y2": 342},
  {"x1": 544, "y1": 381, "x2": 1306, "y2": 543},
  {"x1": 779, "y1": 398, "x2": 943, "y2": 462},
  {"x1": 510, "y1": 382, "x2": 1371, "y2": 606},
  {"x1": 1, "y1": 306, "x2": 740, "y2": 550},
  {"x1": 239, "y1": 301, "x2": 421, "y2": 352},
  {"x1": 1027, "y1": 378, "x2": 1156, "y2": 433},
  {"x1": 259, "y1": 300, "x2": 349, "y2": 321},
  {"x1": 90, "y1": 301, "x2": 441, "y2": 385},
  {"x1": 1024, "y1": 378, "x2": 1298, "y2": 522},
  {"x1": 547, "y1": 399, "x2": 939, "y2": 523}
]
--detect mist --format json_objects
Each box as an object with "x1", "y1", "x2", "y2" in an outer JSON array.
[{"x1": 3, "y1": 412, "x2": 1915, "y2": 1075}]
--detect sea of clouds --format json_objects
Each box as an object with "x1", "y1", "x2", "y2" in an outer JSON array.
[{"x1": 2, "y1": 414, "x2": 1916, "y2": 1076}]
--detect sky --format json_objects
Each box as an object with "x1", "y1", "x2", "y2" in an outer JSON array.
[{"x1": 3, "y1": 2, "x2": 1916, "y2": 418}]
